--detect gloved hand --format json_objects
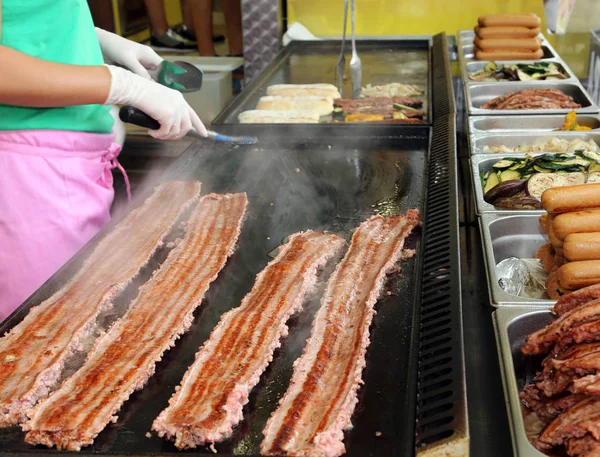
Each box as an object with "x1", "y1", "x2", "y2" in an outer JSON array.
[
  {"x1": 104, "y1": 65, "x2": 207, "y2": 141},
  {"x1": 96, "y1": 28, "x2": 162, "y2": 80}
]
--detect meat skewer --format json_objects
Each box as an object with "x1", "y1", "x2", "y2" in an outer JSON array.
[
  {"x1": 261, "y1": 211, "x2": 421, "y2": 457},
  {"x1": 23, "y1": 193, "x2": 248, "y2": 451},
  {"x1": 152, "y1": 230, "x2": 346, "y2": 449},
  {"x1": 0, "y1": 181, "x2": 201, "y2": 428}
]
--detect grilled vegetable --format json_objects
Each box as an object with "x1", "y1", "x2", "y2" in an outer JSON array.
[
  {"x1": 493, "y1": 196, "x2": 543, "y2": 210},
  {"x1": 393, "y1": 103, "x2": 418, "y2": 111},
  {"x1": 470, "y1": 61, "x2": 567, "y2": 82},
  {"x1": 562, "y1": 110, "x2": 592, "y2": 131},
  {"x1": 483, "y1": 179, "x2": 528, "y2": 203},
  {"x1": 527, "y1": 172, "x2": 586, "y2": 199}
]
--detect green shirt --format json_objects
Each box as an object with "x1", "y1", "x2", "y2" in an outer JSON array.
[{"x1": 0, "y1": 0, "x2": 114, "y2": 133}]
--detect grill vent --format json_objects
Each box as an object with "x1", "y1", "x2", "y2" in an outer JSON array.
[
  {"x1": 431, "y1": 33, "x2": 456, "y2": 119},
  {"x1": 415, "y1": 111, "x2": 468, "y2": 450}
]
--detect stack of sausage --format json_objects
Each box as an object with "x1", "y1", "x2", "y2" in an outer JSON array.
[
  {"x1": 474, "y1": 13, "x2": 543, "y2": 61},
  {"x1": 536, "y1": 183, "x2": 600, "y2": 300}
]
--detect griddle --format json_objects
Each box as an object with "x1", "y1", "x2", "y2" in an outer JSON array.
[
  {"x1": 212, "y1": 39, "x2": 431, "y2": 137},
  {"x1": 0, "y1": 34, "x2": 465, "y2": 457}
]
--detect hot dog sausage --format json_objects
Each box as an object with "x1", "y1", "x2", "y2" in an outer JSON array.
[
  {"x1": 548, "y1": 224, "x2": 564, "y2": 248},
  {"x1": 474, "y1": 37, "x2": 541, "y2": 51},
  {"x1": 558, "y1": 261, "x2": 600, "y2": 290},
  {"x1": 564, "y1": 232, "x2": 600, "y2": 262},
  {"x1": 475, "y1": 48, "x2": 544, "y2": 61},
  {"x1": 539, "y1": 213, "x2": 548, "y2": 232},
  {"x1": 534, "y1": 242, "x2": 555, "y2": 273},
  {"x1": 475, "y1": 26, "x2": 540, "y2": 39},
  {"x1": 478, "y1": 13, "x2": 541, "y2": 28},
  {"x1": 542, "y1": 183, "x2": 600, "y2": 213},
  {"x1": 552, "y1": 209, "x2": 600, "y2": 240}
]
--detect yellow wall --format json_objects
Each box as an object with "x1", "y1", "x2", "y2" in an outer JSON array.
[{"x1": 287, "y1": 0, "x2": 547, "y2": 38}]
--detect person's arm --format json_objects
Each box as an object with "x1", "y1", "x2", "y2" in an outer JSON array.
[{"x1": 0, "y1": 45, "x2": 111, "y2": 107}]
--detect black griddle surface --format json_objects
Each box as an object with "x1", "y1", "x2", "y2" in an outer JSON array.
[{"x1": 0, "y1": 136, "x2": 428, "y2": 456}]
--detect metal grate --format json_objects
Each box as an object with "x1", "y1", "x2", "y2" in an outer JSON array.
[
  {"x1": 432, "y1": 33, "x2": 456, "y2": 119},
  {"x1": 415, "y1": 112, "x2": 469, "y2": 452}
]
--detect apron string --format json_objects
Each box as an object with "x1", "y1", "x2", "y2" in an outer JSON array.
[{"x1": 103, "y1": 144, "x2": 131, "y2": 202}]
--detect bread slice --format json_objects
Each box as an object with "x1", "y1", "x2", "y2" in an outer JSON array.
[
  {"x1": 238, "y1": 110, "x2": 320, "y2": 124},
  {"x1": 256, "y1": 96, "x2": 334, "y2": 116},
  {"x1": 266, "y1": 84, "x2": 341, "y2": 99}
]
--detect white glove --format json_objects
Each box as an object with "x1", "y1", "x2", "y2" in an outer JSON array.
[
  {"x1": 104, "y1": 65, "x2": 208, "y2": 141},
  {"x1": 96, "y1": 28, "x2": 162, "y2": 80}
]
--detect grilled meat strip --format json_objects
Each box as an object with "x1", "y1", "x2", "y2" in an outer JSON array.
[
  {"x1": 23, "y1": 193, "x2": 247, "y2": 451},
  {"x1": 521, "y1": 384, "x2": 587, "y2": 423},
  {"x1": 481, "y1": 89, "x2": 582, "y2": 110},
  {"x1": 334, "y1": 97, "x2": 425, "y2": 119},
  {"x1": 555, "y1": 285, "x2": 600, "y2": 317},
  {"x1": 538, "y1": 397, "x2": 600, "y2": 448},
  {"x1": 522, "y1": 300, "x2": 600, "y2": 355},
  {"x1": 152, "y1": 231, "x2": 346, "y2": 449},
  {"x1": 261, "y1": 211, "x2": 421, "y2": 457},
  {"x1": 565, "y1": 434, "x2": 600, "y2": 457},
  {"x1": 0, "y1": 181, "x2": 200, "y2": 428}
]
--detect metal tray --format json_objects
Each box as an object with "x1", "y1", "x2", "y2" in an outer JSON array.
[
  {"x1": 467, "y1": 82, "x2": 600, "y2": 116},
  {"x1": 212, "y1": 38, "x2": 432, "y2": 130},
  {"x1": 469, "y1": 131, "x2": 600, "y2": 154},
  {"x1": 493, "y1": 306, "x2": 556, "y2": 457},
  {"x1": 479, "y1": 213, "x2": 554, "y2": 307},
  {"x1": 468, "y1": 114, "x2": 600, "y2": 135},
  {"x1": 461, "y1": 59, "x2": 576, "y2": 85},
  {"x1": 0, "y1": 128, "x2": 465, "y2": 456}
]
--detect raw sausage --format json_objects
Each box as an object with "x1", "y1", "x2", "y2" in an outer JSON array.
[
  {"x1": 475, "y1": 48, "x2": 544, "y2": 61},
  {"x1": 475, "y1": 26, "x2": 540, "y2": 39},
  {"x1": 542, "y1": 183, "x2": 600, "y2": 213},
  {"x1": 474, "y1": 37, "x2": 541, "y2": 51},
  {"x1": 478, "y1": 13, "x2": 541, "y2": 28},
  {"x1": 564, "y1": 232, "x2": 600, "y2": 261},
  {"x1": 558, "y1": 261, "x2": 600, "y2": 289},
  {"x1": 553, "y1": 209, "x2": 600, "y2": 240}
]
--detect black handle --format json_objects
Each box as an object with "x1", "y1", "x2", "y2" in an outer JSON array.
[{"x1": 119, "y1": 106, "x2": 160, "y2": 130}]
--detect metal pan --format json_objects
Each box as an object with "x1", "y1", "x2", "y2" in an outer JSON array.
[
  {"x1": 479, "y1": 212, "x2": 554, "y2": 307},
  {"x1": 469, "y1": 131, "x2": 600, "y2": 154},
  {"x1": 468, "y1": 114, "x2": 600, "y2": 135},
  {"x1": 467, "y1": 82, "x2": 599, "y2": 115},
  {"x1": 493, "y1": 306, "x2": 555, "y2": 457},
  {"x1": 462, "y1": 60, "x2": 577, "y2": 85}
]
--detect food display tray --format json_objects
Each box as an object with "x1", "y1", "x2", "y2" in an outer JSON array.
[
  {"x1": 211, "y1": 38, "x2": 433, "y2": 132},
  {"x1": 0, "y1": 116, "x2": 467, "y2": 457},
  {"x1": 493, "y1": 306, "x2": 555, "y2": 457},
  {"x1": 468, "y1": 114, "x2": 600, "y2": 135},
  {"x1": 466, "y1": 82, "x2": 599, "y2": 116},
  {"x1": 479, "y1": 213, "x2": 554, "y2": 307},
  {"x1": 468, "y1": 131, "x2": 600, "y2": 155},
  {"x1": 461, "y1": 59, "x2": 577, "y2": 86}
]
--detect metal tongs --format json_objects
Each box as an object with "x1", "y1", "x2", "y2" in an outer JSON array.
[{"x1": 335, "y1": 0, "x2": 362, "y2": 99}]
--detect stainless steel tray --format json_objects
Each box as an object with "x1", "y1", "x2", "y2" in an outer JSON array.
[
  {"x1": 479, "y1": 213, "x2": 554, "y2": 306},
  {"x1": 469, "y1": 131, "x2": 600, "y2": 154},
  {"x1": 493, "y1": 306, "x2": 555, "y2": 457},
  {"x1": 461, "y1": 59, "x2": 577, "y2": 86},
  {"x1": 467, "y1": 82, "x2": 599, "y2": 116},
  {"x1": 468, "y1": 114, "x2": 600, "y2": 135}
]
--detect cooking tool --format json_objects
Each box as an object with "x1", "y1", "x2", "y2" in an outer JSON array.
[
  {"x1": 468, "y1": 114, "x2": 600, "y2": 134},
  {"x1": 466, "y1": 81, "x2": 599, "y2": 116},
  {"x1": 212, "y1": 39, "x2": 432, "y2": 129},
  {"x1": 479, "y1": 212, "x2": 554, "y2": 307},
  {"x1": 118, "y1": 107, "x2": 258, "y2": 145},
  {"x1": 149, "y1": 60, "x2": 204, "y2": 92},
  {"x1": 349, "y1": 0, "x2": 362, "y2": 99},
  {"x1": 493, "y1": 306, "x2": 557, "y2": 457},
  {"x1": 334, "y1": 0, "x2": 349, "y2": 97}
]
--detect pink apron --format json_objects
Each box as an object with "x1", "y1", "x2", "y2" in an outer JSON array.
[{"x1": 0, "y1": 130, "x2": 129, "y2": 322}]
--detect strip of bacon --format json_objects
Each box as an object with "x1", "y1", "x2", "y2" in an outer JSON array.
[
  {"x1": 261, "y1": 211, "x2": 421, "y2": 457},
  {"x1": 152, "y1": 231, "x2": 346, "y2": 449},
  {"x1": 23, "y1": 193, "x2": 247, "y2": 451},
  {"x1": 0, "y1": 181, "x2": 201, "y2": 428}
]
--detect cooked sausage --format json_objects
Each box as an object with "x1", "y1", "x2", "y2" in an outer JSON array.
[
  {"x1": 542, "y1": 183, "x2": 600, "y2": 213},
  {"x1": 548, "y1": 224, "x2": 564, "y2": 248},
  {"x1": 475, "y1": 26, "x2": 540, "y2": 39},
  {"x1": 553, "y1": 209, "x2": 600, "y2": 240},
  {"x1": 539, "y1": 213, "x2": 548, "y2": 232},
  {"x1": 546, "y1": 268, "x2": 561, "y2": 299},
  {"x1": 564, "y1": 232, "x2": 600, "y2": 261},
  {"x1": 474, "y1": 37, "x2": 541, "y2": 51},
  {"x1": 475, "y1": 48, "x2": 544, "y2": 61},
  {"x1": 478, "y1": 13, "x2": 541, "y2": 28},
  {"x1": 555, "y1": 252, "x2": 565, "y2": 268},
  {"x1": 558, "y1": 261, "x2": 600, "y2": 290}
]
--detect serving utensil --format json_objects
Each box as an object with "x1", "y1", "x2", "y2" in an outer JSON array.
[
  {"x1": 349, "y1": 0, "x2": 362, "y2": 99},
  {"x1": 334, "y1": 0, "x2": 349, "y2": 97}
]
